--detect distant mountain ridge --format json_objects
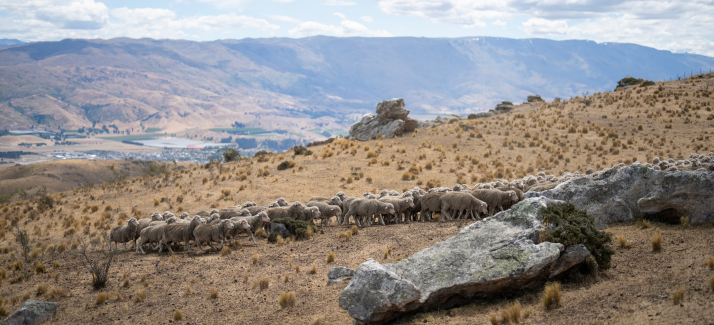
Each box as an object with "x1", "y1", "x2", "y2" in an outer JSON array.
[
  {"x1": 1, "y1": 36, "x2": 713, "y2": 134},
  {"x1": 0, "y1": 39, "x2": 24, "y2": 47}
]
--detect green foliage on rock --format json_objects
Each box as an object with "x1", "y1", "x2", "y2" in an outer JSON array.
[
  {"x1": 272, "y1": 218, "x2": 317, "y2": 240},
  {"x1": 267, "y1": 232, "x2": 278, "y2": 243},
  {"x1": 541, "y1": 202, "x2": 614, "y2": 270}
]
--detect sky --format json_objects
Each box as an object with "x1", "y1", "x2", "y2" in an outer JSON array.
[{"x1": 1, "y1": 0, "x2": 713, "y2": 57}]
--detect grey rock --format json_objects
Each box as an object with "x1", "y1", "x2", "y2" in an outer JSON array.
[
  {"x1": 270, "y1": 223, "x2": 290, "y2": 238},
  {"x1": 327, "y1": 266, "x2": 356, "y2": 286},
  {"x1": 529, "y1": 164, "x2": 714, "y2": 226},
  {"x1": 527, "y1": 95, "x2": 543, "y2": 102},
  {"x1": 1, "y1": 299, "x2": 57, "y2": 325},
  {"x1": 339, "y1": 197, "x2": 565, "y2": 324},
  {"x1": 349, "y1": 98, "x2": 417, "y2": 141},
  {"x1": 548, "y1": 244, "x2": 591, "y2": 279}
]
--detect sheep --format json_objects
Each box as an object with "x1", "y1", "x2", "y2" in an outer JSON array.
[
  {"x1": 133, "y1": 213, "x2": 164, "y2": 248},
  {"x1": 148, "y1": 216, "x2": 178, "y2": 227},
  {"x1": 226, "y1": 218, "x2": 254, "y2": 244},
  {"x1": 334, "y1": 191, "x2": 347, "y2": 201},
  {"x1": 305, "y1": 201, "x2": 342, "y2": 227},
  {"x1": 469, "y1": 189, "x2": 519, "y2": 216},
  {"x1": 497, "y1": 187, "x2": 525, "y2": 210},
  {"x1": 158, "y1": 216, "x2": 206, "y2": 253},
  {"x1": 162, "y1": 211, "x2": 173, "y2": 219},
  {"x1": 308, "y1": 196, "x2": 343, "y2": 208},
  {"x1": 419, "y1": 192, "x2": 446, "y2": 222},
  {"x1": 268, "y1": 202, "x2": 280, "y2": 208},
  {"x1": 343, "y1": 199, "x2": 395, "y2": 227},
  {"x1": 246, "y1": 205, "x2": 269, "y2": 216},
  {"x1": 234, "y1": 211, "x2": 270, "y2": 234},
  {"x1": 388, "y1": 190, "x2": 401, "y2": 196},
  {"x1": 266, "y1": 201, "x2": 306, "y2": 223},
  {"x1": 439, "y1": 192, "x2": 488, "y2": 220},
  {"x1": 339, "y1": 196, "x2": 360, "y2": 225},
  {"x1": 179, "y1": 212, "x2": 190, "y2": 219},
  {"x1": 243, "y1": 201, "x2": 257, "y2": 207},
  {"x1": 195, "y1": 210, "x2": 210, "y2": 217},
  {"x1": 193, "y1": 220, "x2": 235, "y2": 254},
  {"x1": 137, "y1": 217, "x2": 178, "y2": 254},
  {"x1": 219, "y1": 206, "x2": 250, "y2": 219},
  {"x1": 296, "y1": 206, "x2": 321, "y2": 224},
  {"x1": 276, "y1": 198, "x2": 289, "y2": 206},
  {"x1": 378, "y1": 197, "x2": 414, "y2": 224},
  {"x1": 109, "y1": 218, "x2": 140, "y2": 252}
]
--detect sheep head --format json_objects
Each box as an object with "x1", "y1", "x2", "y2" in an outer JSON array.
[
  {"x1": 166, "y1": 216, "x2": 178, "y2": 224},
  {"x1": 277, "y1": 198, "x2": 288, "y2": 206},
  {"x1": 257, "y1": 211, "x2": 270, "y2": 224},
  {"x1": 238, "y1": 209, "x2": 251, "y2": 216}
]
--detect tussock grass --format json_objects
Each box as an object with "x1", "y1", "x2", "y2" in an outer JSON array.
[
  {"x1": 383, "y1": 248, "x2": 391, "y2": 259},
  {"x1": 255, "y1": 276, "x2": 270, "y2": 290},
  {"x1": 702, "y1": 257, "x2": 714, "y2": 270},
  {"x1": 672, "y1": 286, "x2": 684, "y2": 305},
  {"x1": 311, "y1": 316, "x2": 326, "y2": 325},
  {"x1": 326, "y1": 252, "x2": 335, "y2": 263},
  {"x1": 209, "y1": 287, "x2": 218, "y2": 299},
  {"x1": 615, "y1": 235, "x2": 632, "y2": 248},
  {"x1": 542, "y1": 282, "x2": 561, "y2": 310},
  {"x1": 95, "y1": 292, "x2": 108, "y2": 306},
  {"x1": 309, "y1": 264, "x2": 317, "y2": 274},
  {"x1": 221, "y1": 246, "x2": 231, "y2": 256},
  {"x1": 652, "y1": 228, "x2": 662, "y2": 252},
  {"x1": 252, "y1": 253, "x2": 258, "y2": 265},
  {"x1": 351, "y1": 225, "x2": 359, "y2": 235},
  {"x1": 174, "y1": 309, "x2": 182, "y2": 321},
  {"x1": 36, "y1": 284, "x2": 48, "y2": 296},
  {"x1": 278, "y1": 291, "x2": 296, "y2": 309},
  {"x1": 680, "y1": 217, "x2": 690, "y2": 227}
]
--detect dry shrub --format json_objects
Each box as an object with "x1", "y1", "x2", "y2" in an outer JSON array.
[
  {"x1": 312, "y1": 316, "x2": 326, "y2": 325},
  {"x1": 174, "y1": 309, "x2": 182, "y2": 321},
  {"x1": 680, "y1": 217, "x2": 690, "y2": 227},
  {"x1": 47, "y1": 286, "x2": 67, "y2": 299},
  {"x1": 252, "y1": 253, "x2": 258, "y2": 265},
  {"x1": 327, "y1": 252, "x2": 335, "y2": 263},
  {"x1": 509, "y1": 301, "x2": 521, "y2": 323},
  {"x1": 36, "y1": 284, "x2": 48, "y2": 296},
  {"x1": 672, "y1": 286, "x2": 684, "y2": 305},
  {"x1": 256, "y1": 276, "x2": 270, "y2": 290},
  {"x1": 96, "y1": 292, "x2": 108, "y2": 306},
  {"x1": 640, "y1": 219, "x2": 651, "y2": 229},
  {"x1": 255, "y1": 228, "x2": 267, "y2": 238},
  {"x1": 209, "y1": 287, "x2": 218, "y2": 299},
  {"x1": 542, "y1": 282, "x2": 561, "y2": 309},
  {"x1": 309, "y1": 264, "x2": 317, "y2": 274},
  {"x1": 278, "y1": 291, "x2": 296, "y2": 309},
  {"x1": 652, "y1": 228, "x2": 662, "y2": 252},
  {"x1": 615, "y1": 235, "x2": 631, "y2": 248},
  {"x1": 221, "y1": 246, "x2": 231, "y2": 256},
  {"x1": 283, "y1": 273, "x2": 289, "y2": 283},
  {"x1": 351, "y1": 225, "x2": 359, "y2": 235}
]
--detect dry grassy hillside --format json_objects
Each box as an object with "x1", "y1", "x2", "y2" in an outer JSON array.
[{"x1": 0, "y1": 75, "x2": 712, "y2": 324}]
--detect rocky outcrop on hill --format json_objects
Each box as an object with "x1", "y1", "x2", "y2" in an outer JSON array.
[
  {"x1": 339, "y1": 197, "x2": 591, "y2": 324},
  {"x1": 527, "y1": 163, "x2": 714, "y2": 226},
  {"x1": 349, "y1": 98, "x2": 417, "y2": 141},
  {"x1": 470, "y1": 100, "x2": 515, "y2": 118},
  {"x1": 1, "y1": 299, "x2": 57, "y2": 325}
]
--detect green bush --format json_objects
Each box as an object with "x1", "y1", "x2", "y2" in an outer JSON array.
[
  {"x1": 541, "y1": 203, "x2": 614, "y2": 271},
  {"x1": 293, "y1": 146, "x2": 312, "y2": 156},
  {"x1": 468, "y1": 114, "x2": 477, "y2": 119},
  {"x1": 277, "y1": 161, "x2": 295, "y2": 171},
  {"x1": 267, "y1": 232, "x2": 278, "y2": 243},
  {"x1": 641, "y1": 80, "x2": 655, "y2": 87},
  {"x1": 272, "y1": 218, "x2": 316, "y2": 240}
]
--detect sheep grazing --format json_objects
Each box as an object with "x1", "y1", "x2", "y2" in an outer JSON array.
[
  {"x1": 268, "y1": 202, "x2": 280, "y2": 208},
  {"x1": 497, "y1": 187, "x2": 525, "y2": 210},
  {"x1": 265, "y1": 202, "x2": 306, "y2": 225},
  {"x1": 159, "y1": 217, "x2": 206, "y2": 253},
  {"x1": 148, "y1": 216, "x2": 178, "y2": 228},
  {"x1": 469, "y1": 189, "x2": 519, "y2": 216},
  {"x1": 137, "y1": 217, "x2": 178, "y2": 254},
  {"x1": 246, "y1": 205, "x2": 269, "y2": 216},
  {"x1": 343, "y1": 199, "x2": 395, "y2": 227},
  {"x1": 439, "y1": 192, "x2": 488, "y2": 220},
  {"x1": 305, "y1": 201, "x2": 342, "y2": 227},
  {"x1": 208, "y1": 213, "x2": 221, "y2": 224},
  {"x1": 193, "y1": 220, "x2": 235, "y2": 254},
  {"x1": 133, "y1": 213, "x2": 164, "y2": 249},
  {"x1": 226, "y1": 218, "x2": 254, "y2": 244},
  {"x1": 276, "y1": 198, "x2": 289, "y2": 206},
  {"x1": 109, "y1": 218, "x2": 140, "y2": 252},
  {"x1": 378, "y1": 197, "x2": 414, "y2": 224},
  {"x1": 296, "y1": 206, "x2": 321, "y2": 223},
  {"x1": 338, "y1": 196, "x2": 360, "y2": 225},
  {"x1": 308, "y1": 196, "x2": 343, "y2": 208}
]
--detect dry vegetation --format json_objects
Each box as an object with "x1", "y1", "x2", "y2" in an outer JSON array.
[{"x1": 0, "y1": 75, "x2": 712, "y2": 324}]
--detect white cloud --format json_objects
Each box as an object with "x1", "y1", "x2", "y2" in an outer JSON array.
[
  {"x1": 521, "y1": 18, "x2": 568, "y2": 35},
  {"x1": 333, "y1": 12, "x2": 347, "y2": 19},
  {"x1": 361, "y1": 15, "x2": 373, "y2": 22},
  {"x1": 0, "y1": 0, "x2": 110, "y2": 30},
  {"x1": 324, "y1": 0, "x2": 356, "y2": 6},
  {"x1": 266, "y1": 14, "x2": 302, "y2": 24},
  {"x1": 289, "y1": 20, "x2": 391, "y2": 37},
  {"x1": 376, "y1": 0, "x2": 714, "y2": 56}
]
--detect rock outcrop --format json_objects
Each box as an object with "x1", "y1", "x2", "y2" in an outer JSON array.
[
  {"x1": 527, "y1": 163, "x2": 714, "y2": 226},
  {"x1": 327, "y1": 266, "x2": 355, "y2": 286},
  {"x1": 349, "y1": 98, "x2": 417, "y2": 141},
  {"x1": 1, "y1": 299, "x2": 57, "y2": 325},
  {"x1": 470, "y1": 101, "x2": 515, "y2": 119},
  {"x1": 339, "y1": 197, "x2": 590, "y2": 324}
]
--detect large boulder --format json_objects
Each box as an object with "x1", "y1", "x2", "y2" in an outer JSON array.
[
  {"x1": 527, "y1": 164, "x2": 714, "y2": 227},
  {"x1": 349, "y1": 98, "x2": 416, "y2": 141},
  {"x1": 1, "y1": 299, "x2": 57, "y2": 325},
  {"x1": 339, "y1": 197, "x2": 582, "y2": 324}
]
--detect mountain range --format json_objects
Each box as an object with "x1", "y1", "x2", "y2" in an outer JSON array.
[{"x1": 1, "y1": 36, "x2": 713, "y2": 136}]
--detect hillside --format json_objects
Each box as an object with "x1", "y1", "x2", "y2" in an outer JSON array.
[
  {"x1": 1, "y1": 36, "x2": 713, "y2": 142},
  {"x1": 0, "y1": 75, "x2": 712, "y2": 324}
]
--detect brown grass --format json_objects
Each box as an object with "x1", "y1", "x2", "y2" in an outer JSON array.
[
  {"x1": 327, "y1": 252, "x2": 335, "y2": 263},
  {"x1": 221, "y1": 246, "x2": 231, "y2": 256},
  {"x1": 615, "y1": 235, "x2": 632, "y2": 248},
  {"x1": 253, "y1": 253, "x2": 258, "y2": 264},
  {"x1": 309, "y1": 264, "x2": 317, "y2": 274},
  {"x1": 672, "y1": 286, "x2": 684, "y2": 305},
  {"x1": 36, "y1": 284, "x2": 48, "y2": 296},
  {"x1": 209, "y1": 287, "x2": 218, "y2": 299},
  {"x1": 257, "y1": 276, "x2": 270, "y2": 290},
  {"x1": 543, "y1": 282, "x2": 561, "y2": 309},
  {"x1": 351, "y1": 225, "x2": 359, "y2": 235},
  {"x1": 703, "y1": 257, "x2": 714, "y2": 270},
  {"x1": 96, "y1": 292, "x2": 108, "y2": 306},
  {"x1": 278, "y1": 291, "x2": 297, "y2": 309},
  {"x1": 174, "y1": 309, "x2": 182, "y2": 321},
  {"x1": 652, "y1": 228, "x2": 662, "y2": 252}
]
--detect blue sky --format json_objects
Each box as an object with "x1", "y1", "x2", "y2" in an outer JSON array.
[{"x1": 1, "y1": 0, "x2": 713, "y2": 56}]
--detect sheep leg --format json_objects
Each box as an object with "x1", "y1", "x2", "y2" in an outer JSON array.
[
  {"x1": 440, "y1": 209, "x2": 450, "y2": 222},
  {"x1": 197, "y1": 241, "x2": 207, "y2": 254},
  {"x1": 139, "y1": 240, "x2": 147, "y2": 255},
  {"x1": 217, "y1": 239, "x2": 224, "y2": 251},
  {"x1": 123, "y1": 242, "x2": 127, "y2": 252},
  {"x1": 378, "y1": 214, "x2": 386, "y2": 226}
]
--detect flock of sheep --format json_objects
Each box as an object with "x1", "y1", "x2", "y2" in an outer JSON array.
[{"x1": 108, "y1": 184, "x2": 524, "y2": 255}]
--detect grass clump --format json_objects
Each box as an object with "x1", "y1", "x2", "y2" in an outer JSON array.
[
  {"x1": 672, "y1": 286, "x2": 684, "y2": 305},
  {"x1": 221, "y1": 246, "x2": 231, "y2": 256},
  {"x1": 252, "y1": 253, "x2": 258, "y2": 265},
  {"x1": 542, "y1": 282, "x2": 561, "y2": 310},
  {"x1": 309, "y1": 264, "x2": 317, "y2": 274},
  {"x1": 209, "y1": 287, "x2": 218, "y2": 299},
  {"x1": 327, "y1": 252, "x2": 335, "y2": 263},
  {"x1": 680, "y1": 216, "x2": 690, "y2": 227},
  {"x1": 278, "y1": 291, "x2": 296, "y2": 309},
  {"x1": 351, "y1": 225, "x2": 359, "y2": 235},
  {"x1": 540, "y1": 203, "x2": 614, "y2": 270},
  {"x1": 702, "y1": 257, "x2": 714, "y2": 270},
  {"x1": 36, "y1": 284, "x2": 48, "y2": 296},
  {"x1": 652, "y1": 228, "x2": 662, "y2": 252},
  {"x1": 174, "y1": 309, "x2": 182, "y2": 321},
  {"x1": 615, "y1": 235, "x2": 632, "y2": 248},
  {"x1": 256, "y1": 276, "x2": 270, "y2": 290},
  {"x1": 96, "y1": 292, "x2": 108, "y2": 306}
]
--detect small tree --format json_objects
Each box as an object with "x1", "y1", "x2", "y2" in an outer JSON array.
[
  {"x1": 75, "y1": 237, "x2": 116, "y2": 289},
  {"x1": 218, "y1": 148, "x2": 240, "y2": 162},
  {"x1": 12, "y1": 224, "x2": 32, "y2": 263}
]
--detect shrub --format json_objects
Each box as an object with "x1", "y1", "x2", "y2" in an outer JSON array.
[
  {"x1": 540, "y1": 203, "x2": 614, "y2": 270},
  {"x1": 542, "y1": 282, "x2": 561, "y2": 309},
  {"x1": 277, "y1": 161, "x2": 296, "y2": 171},
  {"x1": 133, "y1": 289, "x2": 146, "y2": 303},
  {"x1": 174, "y1": 309, "x2": 183, "y2": 321},
  {"x1": 267, "y1": 232, "x2": 278, "y2": 243},
  {"x1": 76, "y1": 238, "x2": 116, "y2": 289},
  {"x1": 272, "y1": 218, "x2": 317, "y2": 240},
  {"x1": 672, "y1": 286, "x2": 684, "y2": 305},
  {"x1": 293, "y1": 146, "x2": 312, "y2": 156},
  {"x1": 652, "y1": 229, "x2": 662, "y2": 252},
  {"x1": 278, "y1": 291, "x2": 296, "y2": 309},
  {"x1": 209, "y1": 287, "x2": 218, "y2": 299},
  {"x1": 327, "y1": 252, "x2": 335, "y2": 263},
  {"x1": 309, "y1": 264, "x2": 317, "y2": 274},
  {"x1": 702, "y1": 257, "x2": 714, "y2": 270},
  {"x1": 615, "y1": 235, "x2": 631, "y2": 248}
]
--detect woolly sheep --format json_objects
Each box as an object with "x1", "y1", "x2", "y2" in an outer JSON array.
[
  {"x1": 225, "y1": 218, "x2": 253, "y2": 244},
  {"x1": 218, "y1": 206, "x2": 249, "y2": 219},
  {"x1": 159, "y1": 217, "x2": 206, "y2": 253},
  {"x1": 243, "y1": 201, "x2": 257, "y2": 207},
  {"x1": 276, "y1": 198, "x2": 289, "y2": 206},
  {"x1": 469, "y1": 189, "x2": 518, "y2": 216},
  {"x1": 134, "y1": 213, "x2": 164, "y2": 247},
  {"x1": 295, "y1": 206, "x2": 321, "y2": 223},
  {"x1": 137, "y1": 217, "x2": 178, "y2": 254},
  {"x1": 419, "y1": 192, "x2": 446, "y2": 222},
  {"x1": 305, "y1": 201, "x2": 342, "y2": 227},
  {"x1": 378, "y1": 197, "x2": 414, "y2": 224},
  {"x1": 193, "y1": 220, "x2": 234, "y2": 254},
  {"x1": 343, "y1": 199, "x2": 395, "y2": 227},
  {"x1": 439, "y1": 192, "x2": 487, "y2": 220},
  {"x1": 234, "y1": 211, "x2": 270, "y2": 238},
  {"x1": 308, "y1": 196, "x2": 343, "y2": 208},
  {"x1": 109, "y1": 218, "x2": 139, "y2": 252}
]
